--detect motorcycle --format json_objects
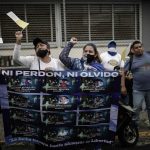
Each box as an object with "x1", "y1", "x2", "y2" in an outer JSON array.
[{"x1": 116, "y1": 101, "x2": 139, "y2": 147}]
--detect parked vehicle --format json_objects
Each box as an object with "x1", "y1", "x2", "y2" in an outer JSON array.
[{"x1": 116, "y1": 102, "x2": 139, "y2": 147}]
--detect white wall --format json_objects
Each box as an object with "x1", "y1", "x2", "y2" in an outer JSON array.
[{"x1": 0, "y1": 45, "x2": 130, "y2": 58}]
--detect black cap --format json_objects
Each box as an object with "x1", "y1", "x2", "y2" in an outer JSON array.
[{"x1": 33, "y1": 38, "x2": 50, "y2": 49}]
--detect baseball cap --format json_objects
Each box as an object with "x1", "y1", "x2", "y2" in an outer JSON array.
[
  {"x1": 108, "y1": 40, "x2": 116, "y2": 48},
  {"x1": 33, "y1": 38, "x2": 50, "y2": 49}
]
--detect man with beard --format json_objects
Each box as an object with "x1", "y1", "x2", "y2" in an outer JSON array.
[
  {"x1": 125, "y1": 40, "x2": 150, "y2": 127},
  {"x1": 13, "y1": 31, "x2": 66, "y2": 71}
]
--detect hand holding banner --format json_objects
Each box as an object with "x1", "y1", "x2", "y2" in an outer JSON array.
[{"x1": 6, "y1": 11, "x2": 29, "y2": 29}]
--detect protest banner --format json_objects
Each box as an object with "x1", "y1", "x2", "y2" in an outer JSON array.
[{"x1": 0, "y1": 70, "x2": 120, "y2": 148}]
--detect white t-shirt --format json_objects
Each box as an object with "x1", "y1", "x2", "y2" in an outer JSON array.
[
  {"x1": 100, "y1": 51, "x2": 124, "y2": 71},
  {"x1": 13, "y1": 44, "x2": 66, "y2": 71}
]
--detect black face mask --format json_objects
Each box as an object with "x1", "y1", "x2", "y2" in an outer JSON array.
[
  {"x1": 86, "y1": 54, "x2": 95, "y2": 64},
  {"x1": 36, "y1": 49, "x2": 48, "y2": 58}
]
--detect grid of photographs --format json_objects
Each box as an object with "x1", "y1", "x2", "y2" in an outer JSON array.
[{"x1": 2, "y1": 70, "x2": 120, "y2": 148}]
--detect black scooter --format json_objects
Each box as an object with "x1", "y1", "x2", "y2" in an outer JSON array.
[
  {"x1": 113, "y1": 66, "x2": 138, "y2": 147},
  {"x1": 116, "y1": 101, "x2": 139, "y2": 147}
]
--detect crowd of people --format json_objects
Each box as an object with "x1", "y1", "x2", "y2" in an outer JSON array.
[{"x1": 0, "y1": 30, "x2": 150, "y2": 149}]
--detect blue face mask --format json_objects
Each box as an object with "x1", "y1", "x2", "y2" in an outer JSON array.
[
  {"x1": 107, "y1": 51, "x2": 117, "y2": 56},
  {"x1": 108, "y1": 47, "x2": 117, "y2": 56}
]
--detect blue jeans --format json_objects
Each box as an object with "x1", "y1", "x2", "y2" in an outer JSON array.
[{"x1": 132, "y1": 89, "x2": 150, "y2": 124}]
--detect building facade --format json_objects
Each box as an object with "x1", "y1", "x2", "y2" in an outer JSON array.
[{"x1": 0, "y1": 0, "x2": 150, "y2": 66}]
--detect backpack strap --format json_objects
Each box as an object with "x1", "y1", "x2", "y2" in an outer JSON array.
[{"x1": 128, "y1": 55, "x2": 133, "y2": 71}]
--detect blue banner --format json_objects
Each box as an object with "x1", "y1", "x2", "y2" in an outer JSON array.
[{"x1": 0, "y1": 70, "x2": 120, "y2": 148}]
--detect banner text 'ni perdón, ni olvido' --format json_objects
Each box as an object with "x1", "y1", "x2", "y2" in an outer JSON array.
[{"x1": 0, "y1": 70, "x2": 120, "y2": 148}]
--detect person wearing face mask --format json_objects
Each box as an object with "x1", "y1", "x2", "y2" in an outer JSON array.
[
  {"x1": 59, "y1": 37, "x2": 104, "y2": 71},
  {"x1": 100, "y1": 40, "x2": 124, "y2": 71},
  {"x1": 59, "y1": 38, "x2": 105, "y2": 150},
  {"x1": 13, "y1": 31, "x2": 66, "y2": 71},
  {"x1": 100, "y1": 40, "x2": 127, "y2": 98},
  {"x1": 13, "y1": 31, "x2": 67, "y2": 150}
]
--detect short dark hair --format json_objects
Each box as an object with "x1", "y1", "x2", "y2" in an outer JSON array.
[
  {"x1": 130, "y1": 40, "x2": 142, "y2": 49},
  {"x1": 128, "y1": 40, "x2": 142, "y2": 56}
]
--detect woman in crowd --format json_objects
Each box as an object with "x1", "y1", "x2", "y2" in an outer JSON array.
[{"x1": 59, "y1": 37, "x2": 104, "y2": 71}]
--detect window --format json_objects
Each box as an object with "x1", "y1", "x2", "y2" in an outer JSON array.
[
  {"x1": 0, "y1": 5, "x2": 25, "y2": 43},
  {"x1": 0, "y1": 2, "x2": 140, "y2": 44},
  {"x1": 90, "y1": 4, "x2": 112, "y2": 40},
  {"x1": 62, "y1": 3, "x2": 140, "y2": 42},
  {"x1": 0, "y1": 4, "x2": 56, "y2": 43},
  {"x1": 114, "y1": 4, "x2": 139, "y2": 40},
  {"x1": 26, "y1": 4, "x2": 56, "y2": 42},
  {"x1": 62, "y1": 4, "x2": 89, "y2": 41}
]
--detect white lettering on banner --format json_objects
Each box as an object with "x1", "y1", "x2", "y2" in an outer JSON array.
[
  {"x1": 85, "y1": 71, "x2": 118, "y2": 78},
  {"x1": 15, "y1": 71, "x2": 62, "y2": 77},
  {"x1": 2, "y1": 70, "x2": 13, "y2": 76},
  {"x1": 46, "y1": 72, "x2": 62, "y2": 77},
  {"x1": 66, "y1": 71, "x2": 119, "y2": 78},
  {"x1": 67, "y1": 72, "x2": 78, "y2": 77},
  {"x1": 31, "y1": 71, "x2": 39, "y2": 76},
  {"x1": 49, "y1": 144, "x2": 63, "y2": 148},
  {"x1": 16, "y1": 70, "x2": 27, "y2": 76},
  {"x1": 1, "y1": 70, "x2": 119, "y2": 78},
  {"x1": 80, "y1": 72, "x2": 88, "y2": 77}
]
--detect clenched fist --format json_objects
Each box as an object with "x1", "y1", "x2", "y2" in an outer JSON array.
[
  {"x1": 15, "y1": 31, "x2": 23, "y2": 44},
  {"x1": 70, "y1": 37, "x2": 77, "y2": 45}
]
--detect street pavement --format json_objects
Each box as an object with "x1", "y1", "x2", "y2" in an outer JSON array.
[{"x1": 0, "y1": 111, "x2": 150, "y2": 150}]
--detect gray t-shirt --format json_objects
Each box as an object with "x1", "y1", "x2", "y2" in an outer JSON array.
[{"x1": 125, "y1": 52, "x2": 150, "y2": 90}]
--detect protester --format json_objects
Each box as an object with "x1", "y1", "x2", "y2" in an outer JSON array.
[
  {"x1": 59, "y1": 37, "x2": 104, "y2": 71},
  {"x1": 124, "y1": 40, "x2": 150, "y2": 127},
  {"x1": 59, "y1": 37, "x2": 105, "y2": 150},
  {"x1": 100, "y1": 40, "x2": 127, "y2": 96},
  {"x1": 13, "y1": 31, "x2": 66, "y2": 71},
  {"x1": 13, "y1": 31, "x2": 67, "y2": 150},
  {"x1": 100, "y1": 40, "x2": 124, "y2": 71}
]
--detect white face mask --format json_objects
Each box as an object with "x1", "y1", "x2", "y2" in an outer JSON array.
[{"x1": 108, "y1": 47, "x2": 116, "y2": 52}]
